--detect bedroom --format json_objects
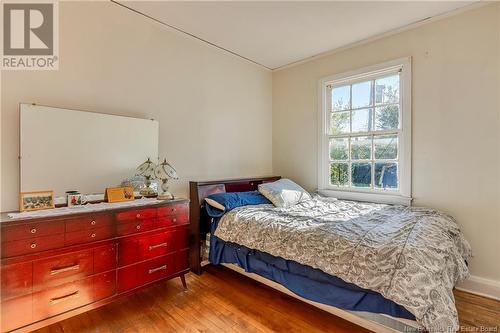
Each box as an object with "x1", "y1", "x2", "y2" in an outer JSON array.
[{"x1": 0, "y1": 1, "x2": 499, "y2": 332}]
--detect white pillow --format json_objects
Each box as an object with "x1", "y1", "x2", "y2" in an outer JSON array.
[
  {"x1": 205, "y1": 198, "x2": 226, "y2": 211},
  {"x1": 258, "y1": 179, "x2": 311, "y2": 208}
]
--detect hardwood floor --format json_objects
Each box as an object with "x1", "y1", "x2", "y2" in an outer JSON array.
[
  {"x1": 455, "y1": 289, "x2": 500, "y2": 330},
  {"x1": 33, "y1": 265, "x2": 500, "y2": 333}
]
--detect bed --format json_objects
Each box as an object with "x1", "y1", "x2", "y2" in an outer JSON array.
[{"x1": 189, "y1": 177, "x2": 471, "y2": 333}]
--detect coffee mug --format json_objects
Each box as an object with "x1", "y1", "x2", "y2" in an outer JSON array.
[{"x1": 67, "y1": 193, "x2": 86, "y2": 207}]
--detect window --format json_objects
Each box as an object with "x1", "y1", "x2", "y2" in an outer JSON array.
[{"x1": 318, "y1": 58, "x2": 411, "y2": 204}]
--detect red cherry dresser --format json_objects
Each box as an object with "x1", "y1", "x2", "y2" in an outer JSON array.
[{"x1": 0, "y1": 199, "x2": 190, "y2": 333}]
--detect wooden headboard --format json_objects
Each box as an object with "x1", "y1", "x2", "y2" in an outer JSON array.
[{"x1": 188, "y1": 176, "x2": 280, "y2": 274}]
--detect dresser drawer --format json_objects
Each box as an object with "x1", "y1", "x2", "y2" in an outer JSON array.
[
  {"x1": 65, "y1": 225, "x2": 114, "y2": 246},
  {"x1": 137, "y1": 231, "x2": 175, "y2": 261},
  {"x1": 33, "y1": 249, "x2": 93, "y2": 291},
  {"x1": 116, "y1": 218, "x2": 160, "y2": 236},
  {"x1": 33, "y1": 276, "x2": 94, "y2": 322},
  {"x1": 117, "y1": 254, "x2": 174, "y2": 293},
  {"x1": 1, "y1": 294, "x2": 32, "y2": 332},
  {"x1": 138, "y1": 254, "x2": 174, "y2": 285},
  {"x1": 1, "y1": 261, "x2": 33, "y2": 300},
  {"x1": 2, "y1": 220, "x2": 65, "y2": 242},
  {"x1": 2, "y1": 234, "x2": 65, "y2": 258},
  {"x1": 118, "y1": 231, "x2": 175, "y2": 267},
  {"x1": 65, "y1": 214, "x2": 113, "y2": 232},
  {"x1": 157, "y1": 213, "x2": 189, "y2": 228},
  {"x1": 157, "y1": 204, "x2": 188, "y2": 217},
  {"x1": 115, "y1": 208, "x2": 157, "y2": 222}
]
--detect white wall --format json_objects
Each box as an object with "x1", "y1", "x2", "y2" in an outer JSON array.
[
  {"x1": 1, "y1": 1, "x2": 273, "y2": 211},
  {"x1": 273, "y1": 4, "x2": 500, "y2": 287}
]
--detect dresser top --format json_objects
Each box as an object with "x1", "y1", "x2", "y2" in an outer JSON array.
[{"x1": 1, "y1": 198, "x2": 189, "y2": 224}]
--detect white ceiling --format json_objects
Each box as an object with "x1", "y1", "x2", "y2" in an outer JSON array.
[{"x1": 120, "y1": 1, "x2": 477, "y2": 70}]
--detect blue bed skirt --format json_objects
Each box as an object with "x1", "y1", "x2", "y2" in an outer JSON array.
[{"x1": 208, "y1": 231, "x2": 415, "y2": 321}]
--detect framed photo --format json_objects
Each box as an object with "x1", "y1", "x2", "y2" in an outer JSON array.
[
  {"x1": 105, "y1": 186, "x2": 135, "y2": 203},
  {"x1": 19, "y1": 190, "x2": 55, "y2": 212}
]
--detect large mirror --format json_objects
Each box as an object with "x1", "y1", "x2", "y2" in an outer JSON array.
[{"x1": 20, "y1": 104, "x2": 159, "y2": 198}]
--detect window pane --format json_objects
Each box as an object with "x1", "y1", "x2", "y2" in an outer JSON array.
[
  {"x1": 330, "y1": 138, "x2": 348, "y2": 160},
  {"x1": 375, "y1": 162, "x2": 398, "y2": 189},
  {"x1": 330, "y1": 163, "x2": 349, "y2": 186},
  {"x1": 375, "y1": 104, "x2": 399, "y2": 130},
  {"x1": 352, "y1": 81, "x2": 373, "y2": 109},
  {"x1": 350, "y1": 136, "x2": 371, "y2": 160},
  {"x1": 374, "y1": 135, "x2": 398, "y2": 159},
  {"x1": 332, "y1": 85, "x2": 350, "y2": 111},
  {"x1": 352, "y1": 108, "x2": 373, "y2": 133},
  {"x1": 351, "y1": 162, "x2": 371, "y2": 188},
  {"x1": 330, "y1": 111, "x2": 350, "y2": 135},
  {"x1": 375, "y1": 75, "x2": 399, "y2": 105}
]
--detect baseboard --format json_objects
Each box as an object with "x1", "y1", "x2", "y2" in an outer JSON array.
[{"x1": 456, "y1": 275, "x2": 500, "y2": 301}]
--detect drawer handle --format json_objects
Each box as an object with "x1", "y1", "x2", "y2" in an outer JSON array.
[
  {"x1": 149, "y1": 242, "x2": 168, "y2": 250},
  {"x1": 30, "y1": 243, "x2": 37, "y2": 249},
  {"x1": 49, "y1": 291, "x2": 79, "y2": 305},
  {"x1": 91, "y1": 233, "x2": 96, "y2": 238},
  {"x1": 30, "y1": 228, "x2": 37, "y2": 234},
  {"x1": 50, "y1": 264, "x2": 80, "y2": 275},
  {"x1": 136, "y1": 214, "x2": 141, "y2": 218},
  {"x1": 136, "y1": 225, "x2": 141, "y2": 230},
  {"x1": 172, "y1": 208, "x2": 176, "y2": 212},
  {"x1": 173, "y1": 218, "x2": 177, "y2": 223},
  {"x1": 148, "y1": 265, "x2": 167, "y2": 274},
  {"x1": 90, "y1": 220, "x2": 96, "y2": 226}
]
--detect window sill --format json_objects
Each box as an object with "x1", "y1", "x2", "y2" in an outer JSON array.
[{"x1": 317, "y1": 189, "x2": 412, "y2": 206}]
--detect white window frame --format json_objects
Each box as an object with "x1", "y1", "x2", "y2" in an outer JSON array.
[{"x1": 317, "y1": 57, "x2": 412, "y2": 205}]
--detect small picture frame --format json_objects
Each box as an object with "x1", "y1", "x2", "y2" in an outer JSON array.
[
  {"x1": 19, "y1": 190, "x2": 55, "y2": 212},
  {"x1": 67, "y1": 193, "x2": 86, "y2": 208},
  {"x1": 105, "y1": 186, "x2": 135, "y2": 203}
]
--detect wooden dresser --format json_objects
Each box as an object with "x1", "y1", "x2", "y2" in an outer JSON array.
[{"x1": 0, "y1": 199, "x2": 190, "y2": 333}]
